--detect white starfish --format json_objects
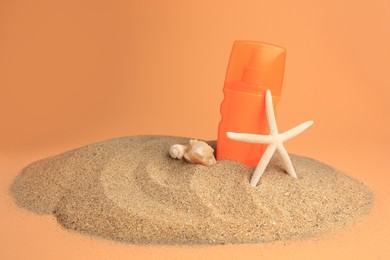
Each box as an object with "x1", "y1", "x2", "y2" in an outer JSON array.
[{"x1": 227, "y1": 90, "x2": 313, "y2": 187}]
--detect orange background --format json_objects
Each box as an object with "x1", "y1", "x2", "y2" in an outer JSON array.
[{"x1": 1, "y1": 0, "x2": 389, "y2": 259}]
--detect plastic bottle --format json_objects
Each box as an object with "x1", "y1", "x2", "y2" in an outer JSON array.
[{"x1": 217, "y1": 41, "x2": 286, "y2": 166}]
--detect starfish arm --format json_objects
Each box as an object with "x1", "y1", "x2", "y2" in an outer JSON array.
[
  {"x1": 250, "y1": 144, "x2": 277, "y2": 187},
  {"x1": 265, "y1": 90, "x2": 279, "y2": 135},
  {"x1": 276, "y1": 144, "x2": 297, "y2": 178},
  {"x1": 226, "y1": 132, "x2": 273, "y2": 144},
  {"x1": 279, "y1": 121, "x2": 314, "y2": 141}
]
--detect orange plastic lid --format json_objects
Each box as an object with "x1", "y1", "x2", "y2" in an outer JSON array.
[{"x1": 224, "y1": 41, "x2": 286, "y2": 96}]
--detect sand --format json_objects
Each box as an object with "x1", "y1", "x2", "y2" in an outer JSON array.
[{"x1": 10, "y1": 135, "x2": 373, "y2": 245}]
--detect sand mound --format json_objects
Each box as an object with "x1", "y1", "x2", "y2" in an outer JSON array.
[{"x1": 10, "y1": 135, "x2": 373, "y2": 245}]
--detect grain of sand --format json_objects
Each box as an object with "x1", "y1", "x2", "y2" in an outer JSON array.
[{"x1": 10, "y1": 135, "x2": 373, "y2": 245}]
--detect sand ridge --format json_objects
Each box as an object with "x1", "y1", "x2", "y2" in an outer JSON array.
[{"x1": 10, "y1": 135, "x2": 373, "y2": 245}]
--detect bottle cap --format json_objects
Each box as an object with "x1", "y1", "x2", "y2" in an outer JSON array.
[{"x1": 224, "y1": 41, "x2": 286, "y2": 96}]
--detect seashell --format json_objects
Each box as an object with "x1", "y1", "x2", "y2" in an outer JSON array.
[
  {"x1": 169, "y1": 144, "x2": 187, "y2": 159},
  {"x1": 183, "y1": 139, "x2": 216, "y2": 166}
]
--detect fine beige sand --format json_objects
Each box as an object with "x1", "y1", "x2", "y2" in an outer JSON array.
[{"x1": 10, "y1": 135, "x2": 373, "y2": 245}]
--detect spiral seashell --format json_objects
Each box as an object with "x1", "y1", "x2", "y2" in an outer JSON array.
[{"x1": 169, "y1": 144, "x2": 187, "y2": 159}]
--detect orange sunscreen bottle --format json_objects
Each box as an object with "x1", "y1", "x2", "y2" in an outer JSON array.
[{"x1": 217, "y1": 41, "x2": 286, "y2": 166}]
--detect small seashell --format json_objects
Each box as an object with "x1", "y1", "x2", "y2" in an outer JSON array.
[
  {"x1": 183, "y1": 139, "x2": 216, "y2": 166},
  {"x1": 169, "y1": 144, "x2": 187, "y2": 159}
]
